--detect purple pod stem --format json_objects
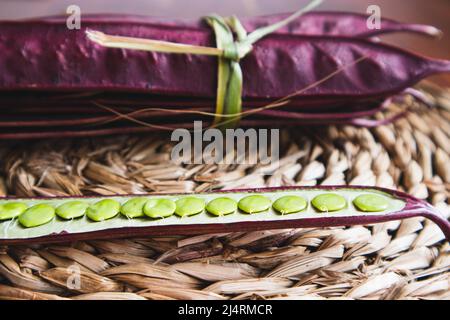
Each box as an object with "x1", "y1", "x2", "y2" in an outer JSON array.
[
  {"x1": 239, "y1": 11, "x2": 443, "y2": 38},
  {"x1": 0, "y1": 100, "x2": 384, "y2": 128},
  {"x1": 29, "y1": 12, "x2": 442, "y2": 38}
]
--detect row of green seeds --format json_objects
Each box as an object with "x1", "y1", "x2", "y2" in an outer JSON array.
[{"x1": 0, "y1": 193, "x2": 389, "y2": 228}]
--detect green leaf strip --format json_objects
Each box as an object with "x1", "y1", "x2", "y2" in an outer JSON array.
[{"x1": 87, "y1": 0, "x2": 323, "y2": 128}]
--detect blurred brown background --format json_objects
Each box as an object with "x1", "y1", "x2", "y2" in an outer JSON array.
[{"x1": 1, "y1": 0, "x2": 449, "y2": 85}]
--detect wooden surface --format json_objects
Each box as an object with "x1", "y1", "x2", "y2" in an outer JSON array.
[{"x1": 1, "y1": 0, "x2": 449, "y2": 85}]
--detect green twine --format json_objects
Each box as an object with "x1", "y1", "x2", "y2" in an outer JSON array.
[
  {"x1": 205, "y1": 0, "x2": 322, "y2": 128},
  {"x1": 87, "y1": 0, "x2": 323, "y2": 129}
]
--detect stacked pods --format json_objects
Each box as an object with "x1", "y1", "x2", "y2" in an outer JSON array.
[{"x1": 0, "y1": 12, "x2": 449, "y2": 138}]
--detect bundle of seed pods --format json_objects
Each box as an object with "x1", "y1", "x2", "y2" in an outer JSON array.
[
  {"x1": 0, "y1": 186, "x2": 448, "y2": 244},
  {"x1": 0, "y1": 8, "x2": 449, "y2": 138}
]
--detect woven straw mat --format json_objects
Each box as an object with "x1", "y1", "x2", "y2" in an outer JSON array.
[{"x1": 0, "y1": 83, "x2": 449, "y2": 300}]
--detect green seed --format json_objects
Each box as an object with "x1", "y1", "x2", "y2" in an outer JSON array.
[
  {"x1": 175, "y1": 197, "x2": 205, "y2": 217},
  {"x1": 18, "y1": 204, "x2": 55, "y2": 228},
  {"x1": 353, "y1": 194, "x2": 389, "y2": 212},
  {"x1": 206, "y1": 197, "x2": 237, "y2": 216},
  {"x1": 144, "y1": 198, "x2": 176, "y2": 219},
  {"x1": 273, "y1": 195, "x2": 307, "y2": 214},
  {"x1": 238, "y1": 195, "x2": 271, "y2": 214},
  {"x1": 312, "y1": 193, "x2": 347, "y2": 212},
  {"x1": 56, "y1": 201, "x2": 89, "y2": 220},
  {"x1": 0, "y1": 202, "x2": 27, "y2": 221},
  {"x1": 86, "y1": 199, "x2": 120, "y2": 222},
  {"x1": 121, "y1": 198, "x2": 148, "y2": 218}
]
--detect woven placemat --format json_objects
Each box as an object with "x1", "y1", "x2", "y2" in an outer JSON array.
[{"x1": 0, "y1": 83, "x2": 449, "y2": 300}]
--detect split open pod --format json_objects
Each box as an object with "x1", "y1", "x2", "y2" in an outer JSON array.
[{"x1": 0, "y1": 186, "x2": 448, "y2": 244}]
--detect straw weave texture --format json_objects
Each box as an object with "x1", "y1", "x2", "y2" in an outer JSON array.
[{"x1": 0, "y1": 83, "x2": 448, "y2": 300}]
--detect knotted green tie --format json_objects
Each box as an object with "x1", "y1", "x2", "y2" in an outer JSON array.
[{"x1": 87, "y1": 0, "x2": 323, "y2": 128}]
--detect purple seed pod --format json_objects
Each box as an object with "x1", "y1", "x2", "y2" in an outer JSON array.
[{"x1": 0, "y1": 186, "x2": 448, "y2": 245}]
